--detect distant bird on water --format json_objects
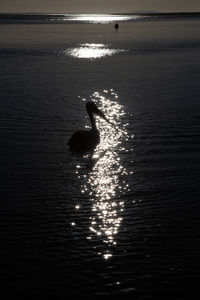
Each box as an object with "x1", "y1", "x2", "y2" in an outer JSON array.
[
  {"x1": 68, "y1": 102, "x2": 110, "y2": 152},
  {"x1": 114, "y1": 23, "x2": 119, "y2": 30}
]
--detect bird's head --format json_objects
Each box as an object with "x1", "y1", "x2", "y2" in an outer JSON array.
[{"x1": 86, "y1": 101, "x2": 110, "y2": 123}]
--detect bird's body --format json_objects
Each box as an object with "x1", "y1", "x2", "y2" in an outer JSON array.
[
  {"x1": 68, "y1": 102, "x2": 109, "y2": 152},
  {"x1": 68, "y1": 128, "x2": 100, "y2": 152}
]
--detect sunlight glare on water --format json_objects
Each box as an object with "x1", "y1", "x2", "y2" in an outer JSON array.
[
  {"x1": 75, "y1": 90, "x2": 131, "y2": 259},
  {"x1": 65, "y1": 43, "x2": 126, "y2": 59},
  {"x1": 64, "y1": 14, "x2": 138, "y2": 23}
]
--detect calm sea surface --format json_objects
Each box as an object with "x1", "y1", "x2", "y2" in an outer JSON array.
[{"x1": 0, "y1": 14, "x2": 200, "y2": 298}]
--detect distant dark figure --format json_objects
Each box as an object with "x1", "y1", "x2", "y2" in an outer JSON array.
[
  {"x1": 68, "y1": 102, "x2": 110, "y2": 153},
  {"x1": 114, "y1": 23, "x2": 119, "y2": 30}
]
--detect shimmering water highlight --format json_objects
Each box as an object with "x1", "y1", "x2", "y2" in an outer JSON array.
[
  {"x1": 61, "y1": 14, "x2": 140, "y2": 24},
  {"x1": 64, "y1": 44, "x2": 126, "y2": 59},
  {"x1": 73, "y1": 90, "x2": 131, "y2": 259}
]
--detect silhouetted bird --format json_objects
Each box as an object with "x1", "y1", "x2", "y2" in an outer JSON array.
[
  {"x1": 114, "y1": 23, "x2": 119, "y2": 30},
  {"x1": 68, "y1": 102, "x2": 110, "y2": 152}
]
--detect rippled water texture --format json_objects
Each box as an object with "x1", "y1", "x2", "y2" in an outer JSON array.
[{"x1": 0, "y1": 14, "x2": 200, "y2": 299}]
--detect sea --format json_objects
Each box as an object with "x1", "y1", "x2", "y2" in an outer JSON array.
[{"x1": 0, "y1": 13, "x2": 200, "y2": 299}]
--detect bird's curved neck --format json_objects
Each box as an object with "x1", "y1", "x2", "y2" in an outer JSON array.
[{"x1": 88, "y1": 112, "x2": 97, "y2": 130}]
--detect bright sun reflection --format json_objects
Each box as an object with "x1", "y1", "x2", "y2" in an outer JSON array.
[
  {"x1": 64, "y1": 14, "x2": 139, "y2": 24},
  {"x1": 74, "y1": 89, "x2": 130, "y2": 259},
  {"x1": 65, "y1": 43, "x2": 126, "y2": 59}
]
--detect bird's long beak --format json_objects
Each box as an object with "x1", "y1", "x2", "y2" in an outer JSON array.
[{"x1": 96, "y1": 108, "x2": 111, "y2": 124}]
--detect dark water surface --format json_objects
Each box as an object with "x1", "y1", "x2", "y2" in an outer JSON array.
[{"x1": 0, "y1": 15, "x2": 200, "y2": 298}]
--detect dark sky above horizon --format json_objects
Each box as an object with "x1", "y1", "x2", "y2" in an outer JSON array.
[{"x1": 0, "y1": 0, "x2": 200, "y2": 13}]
